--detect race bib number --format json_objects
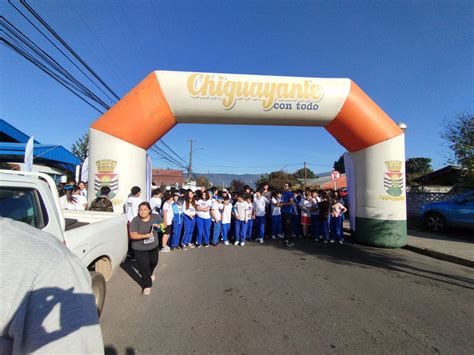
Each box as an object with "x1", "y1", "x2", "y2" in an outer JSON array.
[{"x1": 144, "y1": 236, "x2": 155, "y2": 244}]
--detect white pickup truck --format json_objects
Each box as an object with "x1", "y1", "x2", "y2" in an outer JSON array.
[{"x1": 0, "y1": 170, "x2": 128, "y2": 315}]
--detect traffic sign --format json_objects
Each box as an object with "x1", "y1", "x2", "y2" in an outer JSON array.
[{"x1": 331, "y1": 171, "x2": 341, "y2": 181}]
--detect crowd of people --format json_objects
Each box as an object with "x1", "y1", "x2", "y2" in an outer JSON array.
[{"x1": 59, "y1": 179, "x2": 348, "y2": 295}]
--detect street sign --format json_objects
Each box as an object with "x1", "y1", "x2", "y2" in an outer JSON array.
[{"x1": 331, "y1": 170, "x2": 341, "y2": 181}]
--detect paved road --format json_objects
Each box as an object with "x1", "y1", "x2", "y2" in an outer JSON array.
[{"x1": 101, "y1": 239, "x2": 473, "y2": 354}]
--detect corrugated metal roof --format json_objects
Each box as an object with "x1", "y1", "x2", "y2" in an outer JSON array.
[
  {"x1": 0, "y1": 142, "x2": 80, "y2": 172},
  {"x1": 0, "y1": 119, "x2": 40, "y2": 144}
]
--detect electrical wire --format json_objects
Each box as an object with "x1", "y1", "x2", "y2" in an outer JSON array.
[
  {"x1": 18, "y1": 0, "x2": 121, "y2": 100},
  {"x1": 7, "y1": 0, "x2": 117, "y2": 104}
]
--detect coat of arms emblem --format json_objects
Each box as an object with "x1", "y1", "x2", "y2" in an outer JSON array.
[
  {"x1": 384, "y1": 160, "x2": 403, "y2": 197},
  {"x1": 94, "y1": 159, "x2": 118, "y2": 199}
]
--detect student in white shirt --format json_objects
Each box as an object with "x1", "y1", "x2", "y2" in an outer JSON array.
[
  {"x1": 182, "y1": 190, "x2": 197, "y2": 249},
  {"x1": 221, "y1": 196, "x2": 233, "y2": 245},
  {"x1": 78, "y1": 181, "x2": 88, "y2": 200},
  {"x1": 310, "y1": 190, "x2": 321, "y2": 241},
  {"x1": 253, "y1": 190, "x2": 269, "y2": 243},
  {"x1": 300, "y1": 191, "x2": 313, "y2": 238},
  {"x1": 211, "y1": 197, "x2": 223, "y2": 246},
  {"x1": 60, "y1": 185, "x2": 87, "y2": 211},
  {"x1": 125, "y1": 186, "x2": 143, "y2": 222},
  {"x1": 271, "y1": 191, "x2": 283, "y2": 239},
  {"x1": 195, "y1": 190, "x2": 212, "y2": 247},
  {"x1": 161, "y1": 193, "x2": 174, "y2": 252},
  {"x1": 150, "y1": 188, "x2": 163, "y2": 215},
  {"x1": 245, "y1": 195, "x2": 254, "y2": 241},
  {"x1": 233, "y1": 194, "x2": 248, "y2": 246}
]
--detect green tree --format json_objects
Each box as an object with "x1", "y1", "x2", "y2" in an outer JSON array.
[
  {"x1": 442, "y1": 113, "x2": 474, "y2": 187},
  {"x1": 71, "y1": 133, "x2": 89, "y2": 163},
  {"x1": 256, "y1": 170, "x2": 299, "y2": 192},
  {"x1": 230, "y1": 179, "x2": 246, "y2": 192},
  {"x1": 196, "y1": 175, "x2": 212, "y2": 189},
  {"x1": 405, "y1": 157, "x2": 433, "y2": 185},
  {"x1": 333, "y1": 154, "x2": 345, "y2": 173},
  {"x1": 293, "y1": 167, "x2": 316, "y2": 179}
]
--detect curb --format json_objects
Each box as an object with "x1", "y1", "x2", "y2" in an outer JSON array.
[
  {"x1": 343, "y1": 226, "x2": 473, "y2": 268},
  {"x1": 402, "y1": 244, "x2": 473, "y2": 268}
]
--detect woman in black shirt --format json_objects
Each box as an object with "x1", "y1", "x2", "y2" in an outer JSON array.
[{"x1": 129, "y1": 202, "x2": 162, "y2": 295}]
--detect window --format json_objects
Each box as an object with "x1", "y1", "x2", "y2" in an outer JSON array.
[{"x1": 0, "y1": 187, "x2": 49, "y2": 229}]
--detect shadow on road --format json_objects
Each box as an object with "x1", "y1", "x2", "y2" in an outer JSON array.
[
  {"x1": 105, "y1": 345, "x2": 136, "y2": 355},
  {"x1": 120, "y1": 259, "x2": 143, "y2": 288},
  {"x1": 263, "y1": 234, "x2": 474, "y2": 290}
]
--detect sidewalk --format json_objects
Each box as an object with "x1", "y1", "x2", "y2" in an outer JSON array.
[{"x1": 343, "y1": 221, "x2": 474, "y2": 268}]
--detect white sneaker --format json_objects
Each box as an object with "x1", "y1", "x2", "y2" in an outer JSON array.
[
  {"x1": 161, "y1": 247, "x2": 170, "y2": 253},
  {"x1": 151, "y1": 274, "x2": 156, "y2": 281},
  {"x1": 224, "y1": 241, "x2": 230, "y2": 246},
  {"x1": 277, "y1": 234, "x2": 284, "y2": 239},
  {"x1": 271, "y1": 235, "x2": 276, "y2": 239},
  {"x1": 234, "y1": 240, "x2": 240, "y2": 246},
  {"x1": 330, "y1": 240, "x2": 335, "y2": 244},
  {"x1": 258, "y1": 238, "x2": 264, "y2": 244},
  {"x1": 240, "y1": 242, "x2": 245, "y2": 247},
  {"x1": 339, "y1": 240, "x2": 344, "y2": 245}
]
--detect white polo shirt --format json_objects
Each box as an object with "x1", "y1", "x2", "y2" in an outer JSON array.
[
  {"x1": 125, "y1": 196, "x2": 142, "y2": 222},
  {"x1": 253, "y1": 196, "x2": 268, "y2": 217},
  {"x1": 196, "y1": 199, "x2": 212, "y2": 219},
  {"x1": 222, "y1": 204, "x2": 233, "y2": 224}
]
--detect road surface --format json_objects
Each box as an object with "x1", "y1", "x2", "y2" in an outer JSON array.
[{"x1": 101, "y1": 239, "x2": 473, "y2": 354}]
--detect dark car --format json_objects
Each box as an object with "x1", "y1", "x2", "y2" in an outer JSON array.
[{"x1": 419, "y1": 191, "x2": 474, "y2": 232}]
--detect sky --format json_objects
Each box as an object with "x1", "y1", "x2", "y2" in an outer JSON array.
[{"x1": 1, "y1": 0, "x2": 473, "y2": 175}]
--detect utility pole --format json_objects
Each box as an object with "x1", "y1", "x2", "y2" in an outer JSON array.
[
  {"x1": 304, "y1": 161, "x2": 307, "y2": 188},
  {"x1": 187, "y1": 139, "x2": 197, "y2": 181}
]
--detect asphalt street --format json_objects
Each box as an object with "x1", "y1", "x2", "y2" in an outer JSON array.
[{"x1": 101, "y1": 239, "x2": 473, "y2": 354}]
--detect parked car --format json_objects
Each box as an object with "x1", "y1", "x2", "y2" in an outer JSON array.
[
  {"x1": 419, "y1": 191, "x2": 474, "y2": 232},
  {"x1": 0, "y1": 170, "x2": 128, "y2": 315}
]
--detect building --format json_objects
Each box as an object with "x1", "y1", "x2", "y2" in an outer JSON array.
[
  {"x1": 301, "y1": 174, "x2": 347, "y2": 190},
  {"x1": 0, "y1": 119, "x2": 80, "y2": 181},
  {"x1": 152, "y1": 169, "x2": 184, "y2": 187}
]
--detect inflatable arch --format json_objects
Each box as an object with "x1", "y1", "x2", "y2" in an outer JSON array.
[{"x1": 88, "y1": 71, "x2": 407, "y2": 247}]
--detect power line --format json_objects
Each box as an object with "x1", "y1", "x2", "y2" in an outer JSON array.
[
  {"x1": 7, "y1": 0, "x2": 116, "y2": 104},
  {"x1": 0, "y1": 35, "x2": 105, "y2": 114},
  {"x1": 17, "y1": 0, "x2": 121, "y2": 100},
  {"x1": 1, "y1": 16, "x2": 111, "y2": 110}
]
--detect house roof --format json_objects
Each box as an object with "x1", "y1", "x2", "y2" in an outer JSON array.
[{"x1": 0, "y1": 119, "x2": 80, "y2": 172}]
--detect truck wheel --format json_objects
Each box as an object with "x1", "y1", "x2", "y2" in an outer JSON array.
[
  {"x1": 424, "y1": 212, "x2": 447, "y2": 232},
  {"x1": 90, "y1": 271, "x2": 106, "y2": 317}
]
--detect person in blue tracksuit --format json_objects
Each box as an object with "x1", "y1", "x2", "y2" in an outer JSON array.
[
  {"x1": 233, "y1": 194, "x2": 248, "y2": 246},
  {"x1": 253, "y1": 190, "x2": 269, "y2": 243},
  {"x1": 318, "y1": 191, "x2": 331, "y2": 243},
  {"x1": 271, "y1": 192, "x2": 282, "y2": 239},
  {"x1": 170, "y1": 193, "x2": 184, "y2": 250},
  {"x1": 221, "y1": 197, "x2": 233, "y2": 245},
  {"x1": 195, "y1": 190, "x2": 212, "y2": 247},
  {"x1": 210, "y1": 197, "x2": 223, "y2": 246},
  {"x1": 330, "y1": 192, "x2": 348, "y2": 244},
  {"x1": 310, "y1": 190, "x2": 321, "y2": 241},
  {"x1": 245, "y1": 194, "x2": 254, "y2": 241},
  {"x1": 182, "y1": 189, "x2": 196, "y2": 249}
]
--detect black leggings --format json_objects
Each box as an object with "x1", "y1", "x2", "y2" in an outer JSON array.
[
  {"x1": 133, "y1": 247, "x2": 159, "y2": 288},
  {"x1": 282, "y1": 213, "x2": 293, "y2": 243}
]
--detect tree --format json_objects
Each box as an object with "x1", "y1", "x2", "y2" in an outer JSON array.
[
  {"x1": 196, "y1": 175, "x2": 212, "y2": 189},
  {"x1": 333, "y1": 154, "x2": 345, "y2": 173},
  {"x1": 441, "y1": 113, "x2": 474, "y2": 186},
  {"x1": 293, "y1": 167, "x2": 316, "y2": 179},
  {"x1": 71, "y1": 133, "x2": 89, "y2": 163},
  {"x1": 256, "y1": 170, "x2": 299, "y2": 192},
  {"x1": 405, "y1": 158, "x2": 433, "y2": 185},
  {"x1": 230, "y1": 179, "x2": 246, "y2": 192}
]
